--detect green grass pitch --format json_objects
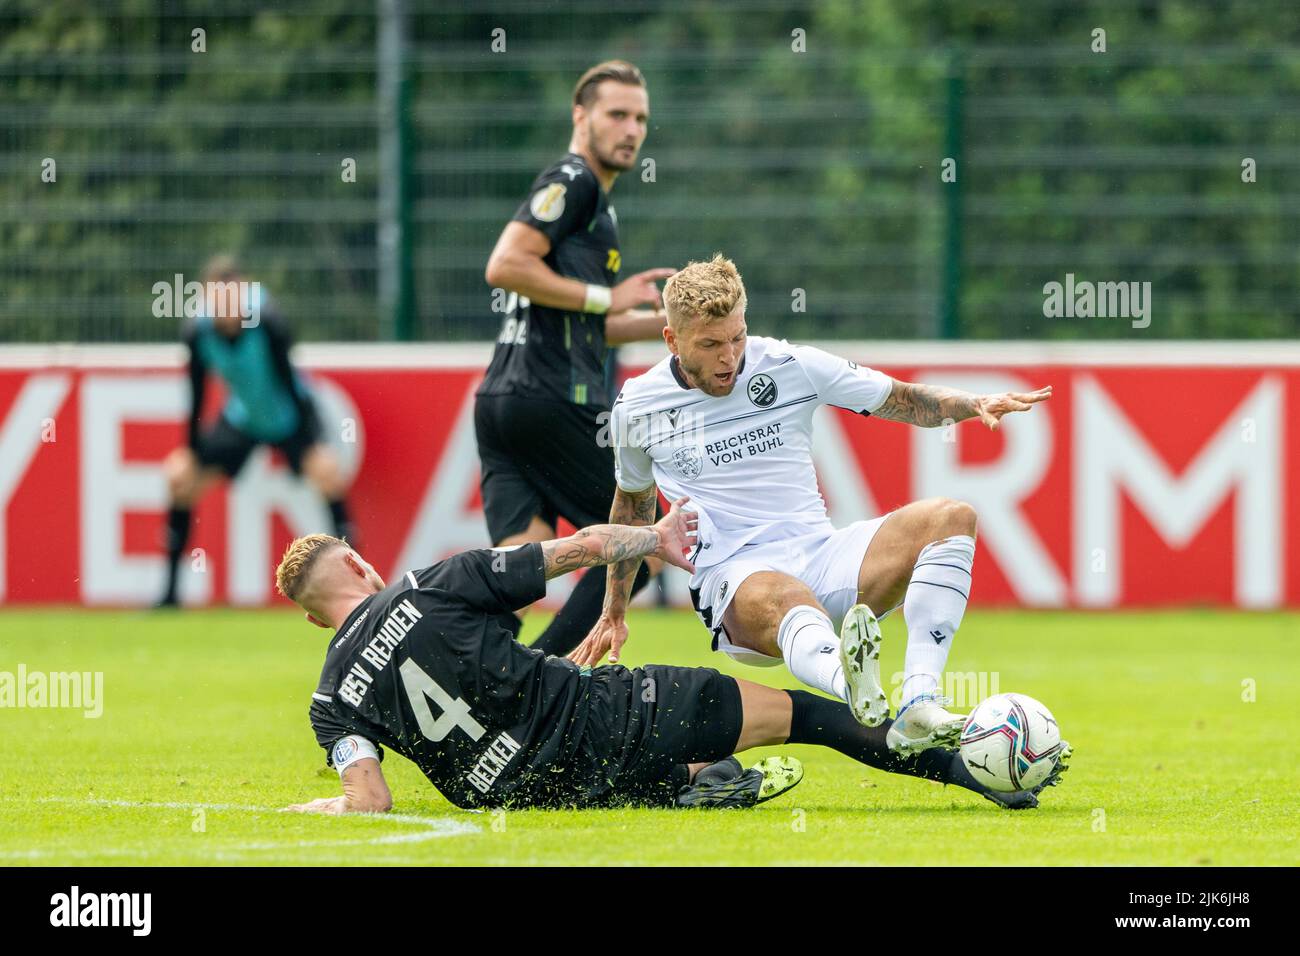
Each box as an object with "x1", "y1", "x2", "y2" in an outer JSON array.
[{"x1": 1, "y1": 606, "x2": 1296, "y2": 866}]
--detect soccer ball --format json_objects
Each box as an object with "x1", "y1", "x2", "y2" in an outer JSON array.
[{"x1": 959, "y1": 693, "x2": 1062, "y2": 793}]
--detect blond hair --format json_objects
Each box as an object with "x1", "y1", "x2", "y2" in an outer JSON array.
[
  {"x1": 663, "y1": 254, "x2": 747, "y2": 329},
  {"x1": 275, "y1": 533, "x2": 345, "y2": 604}
]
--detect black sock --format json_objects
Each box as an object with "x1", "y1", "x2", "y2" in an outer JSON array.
[
  {"x1": 161, "y1": 506, "x2": 192, "y2": 602},
  {"x1": 328, "y1": 498, "x2": 355, "y2": 542},
  {"x1": 530, "y1": 562, "x2": 652, "y2": 656},
  {"x1": 785, "y1": 689, "x2": 981, "y2": 795}
]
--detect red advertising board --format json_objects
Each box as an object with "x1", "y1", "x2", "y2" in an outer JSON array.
[{"x1": 0, "y1": 343, "x2": 1293, "y2": 608}]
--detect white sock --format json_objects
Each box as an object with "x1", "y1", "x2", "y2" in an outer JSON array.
[
  {"x1": 776, "y1": 604, "x2": 848, "y2": 702},
  {"x1": 901, "y1": 535, "x2": 976, "y2": 704}
]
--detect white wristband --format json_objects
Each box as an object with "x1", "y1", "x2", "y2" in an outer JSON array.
[
  {"x1": 331, "y1": 735, "x2": 379, "y2": 776},
  {"x1": 583, "y1": 284, "x2": 612, "y2": 314}
]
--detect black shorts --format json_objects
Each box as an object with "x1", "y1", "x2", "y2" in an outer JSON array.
[
  {"x1": 194, "y1": 410, "x2": 322, "y2": 478},
  {"x1": 571, "y1": 664, "x2": 744, "y2": 808},
  {"x1": 474, "y1": 393, "x2": 625, "y2": 541}
]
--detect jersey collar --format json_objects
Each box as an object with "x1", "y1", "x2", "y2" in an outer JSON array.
[{"x1": 669, "y1": 355, "x2": 691, "y2": 390}]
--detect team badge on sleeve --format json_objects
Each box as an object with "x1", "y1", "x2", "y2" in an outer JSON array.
[
  {"x1": 530, "y1": 183, "x2": 567, "y2": 222},
  {"x1": 330, "y1": 734, "x2": 379, "y2": 775},
  {"x1": 332, "y1": 737, "x2": 357, "y2": 767}
]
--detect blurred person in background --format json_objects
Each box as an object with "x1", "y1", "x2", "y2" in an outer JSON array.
[
  {"x1": 475, "y1": 60, "x2": 673, "y2": 654},
  {"x1": 156, "y1": 255, "x2": 355, "y2": 608}
]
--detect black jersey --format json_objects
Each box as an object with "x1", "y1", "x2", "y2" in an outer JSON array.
[
  {"x1": 308, "y1": 543, "x2": 593, "y2": 809},
  {"x1": 478, "y1": 153, "x2": 622, "y2": 407}
]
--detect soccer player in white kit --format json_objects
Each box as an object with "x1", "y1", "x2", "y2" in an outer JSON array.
[{"x1": 568, "y1": 255, "x2": 1052, "y2": 754}]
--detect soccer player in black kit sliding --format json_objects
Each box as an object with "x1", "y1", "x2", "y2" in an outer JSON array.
[
  {"x1": 277, "y1": 499, "x2": 1065, "y2": 814},
  {"x1": 476, "y1": 60, "x2": 675, "y2": 656}
]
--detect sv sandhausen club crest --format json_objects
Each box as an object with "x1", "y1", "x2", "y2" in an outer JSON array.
[
  {"x1": 671, "y1": 444, "x2": 704, "y2": 479},
  {"x1": 747, "y1": 373, "x2": 778, "y2": 408}
]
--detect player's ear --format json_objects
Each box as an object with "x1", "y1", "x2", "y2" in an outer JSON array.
[
  {"x1": 305, "y1": 612, "x2": 329, "y2": 629},
  {"x1": 343, "y1": 551, "x2": 367, "y2": 579},
  {"x1": 663, "y1": 322, "x2": 677, "y2": 354}
]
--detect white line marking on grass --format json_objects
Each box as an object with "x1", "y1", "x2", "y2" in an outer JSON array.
[{"x1": 0, "y1": 797, "x2": 477, "y2": 861}]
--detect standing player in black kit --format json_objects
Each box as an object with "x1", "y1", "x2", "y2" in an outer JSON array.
[
  {"x1": 476, "y1": 61, "x2": 675, "y2": 655},
  {"x1": 276, "y1": 500, "x2": 1066, "y2": 814}
]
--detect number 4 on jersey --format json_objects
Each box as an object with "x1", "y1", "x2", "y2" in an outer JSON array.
[{"x1": 399, "y1": 658, "x2": 486, "y2": 743}]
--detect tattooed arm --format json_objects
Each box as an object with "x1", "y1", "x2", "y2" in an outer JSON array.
[
  {"x1": 540, "y1": 492, "x2": 694, "y2": 581},
  {"x1": 600, "y1": 485, "x2": 660, "y2": 614},
  {"x1": 873, "y1": 379, "x2": 1053, "y2": 430},
  {"x1": 565, "y1": 489, "x2": 694, "y2": 666},
  {"x1": 539, "y1": 522, "x2": 656, "y2": 580}
]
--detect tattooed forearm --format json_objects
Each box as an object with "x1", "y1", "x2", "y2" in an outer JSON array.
[
  {"x1": 601, "y1": 485, "x2": 658, "y2": 615},
  {"x1": 541, "y1": 522, "x2": 658, "y2": 580},
  {"x1": 873, "y1": 379, "x2": 981, "y2": 428}
]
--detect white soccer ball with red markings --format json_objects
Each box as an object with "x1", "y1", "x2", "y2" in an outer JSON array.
[{"x1": 959, "y1": 693, "x2": 1062, "y2": 793}]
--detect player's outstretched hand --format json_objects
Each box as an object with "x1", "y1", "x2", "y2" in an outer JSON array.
[
  {"x1": 611, "y1": 267, "x2": 676, "y2": 313},
  {"x1": 283, "y1": 796, "x2": 348, "y2": 815},
  {"x1": 974, "y1": 385, "x2": 1052, "y2": 430},
  {"x1": 567, "y1": 613, "x2": 628, "y2": 666},
  {"x1": 652, "y1": 495, "x2": 698, "y2": 574},
  {"x1": 567, "y1": 497, "x2": 696, "y2": 666}
]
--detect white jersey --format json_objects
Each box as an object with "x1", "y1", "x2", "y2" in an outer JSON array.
[{"x1": 611, "y1": 336, "x2": 893, "y2": 569}]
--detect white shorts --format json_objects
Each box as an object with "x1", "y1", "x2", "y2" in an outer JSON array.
[{"x1": 688, "y1": 516, "x2": 889, "y2": 667}]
